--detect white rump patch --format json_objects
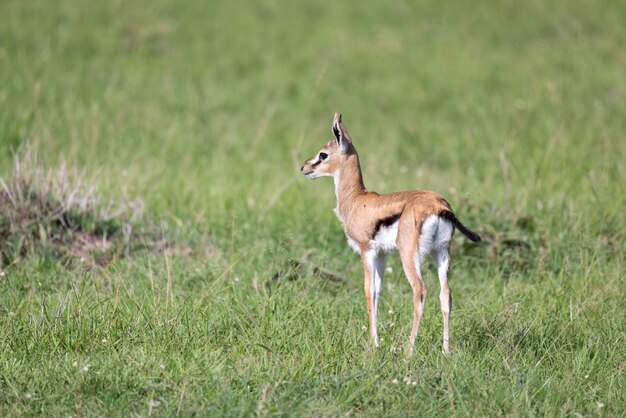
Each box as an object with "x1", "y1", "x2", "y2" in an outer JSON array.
[{"x1": 418, "y1": 215, "x2": 454, "y2": 261}]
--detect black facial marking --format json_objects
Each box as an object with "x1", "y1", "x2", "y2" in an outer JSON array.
[{"x1": 372, "y1": 213, "x2": 401, "y2": 239}]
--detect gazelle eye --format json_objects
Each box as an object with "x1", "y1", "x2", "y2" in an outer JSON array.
[{"x1": 319, "y1": 152, "x2": 328, "y2": 161}]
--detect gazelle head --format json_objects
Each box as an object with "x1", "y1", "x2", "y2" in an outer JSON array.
[{"x1": 301, "y1": 113, "x2": 354, "y2": 179}]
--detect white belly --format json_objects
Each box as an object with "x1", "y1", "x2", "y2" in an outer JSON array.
[
  {"x1": 370, "y1": 221, "x2": 399, "y2": 254},
  {"x1": 345, "y1": 215, "x2": 453, "y2": 257}
]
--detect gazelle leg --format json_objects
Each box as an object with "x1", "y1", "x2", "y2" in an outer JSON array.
[
  {"x1": 399, "y1": 248, "x2": 426, "y2": 356},
  {"x1": 362, "y1": 250, "x2": 386, "y2": 347},
  {"x1": 372, "y1": 253, "x2": 386, "y2": 346},
  {"x1": 435, "y1": 247, "x2": 452, "y2": 355}
]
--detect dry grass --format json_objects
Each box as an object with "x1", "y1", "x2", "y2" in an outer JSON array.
[{"x1": 0, "y1": 147, "x2": 145, "y2": 266}]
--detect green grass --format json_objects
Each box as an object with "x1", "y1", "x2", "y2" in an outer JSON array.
[{"x1": 1, "y1": 0, "x2": 624, "y2": 415}]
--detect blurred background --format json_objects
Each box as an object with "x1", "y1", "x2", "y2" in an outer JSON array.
[
  {"x1": 3, "y1": 1, "x2": 623, "y2": 232},
  {"x1": 1, "y1": 0, "x2": 624, "y2": 415}
]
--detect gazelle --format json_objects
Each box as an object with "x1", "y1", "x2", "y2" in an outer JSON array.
[{"x1": 301, "y1": 113, "x2": 481, "y2": 355}]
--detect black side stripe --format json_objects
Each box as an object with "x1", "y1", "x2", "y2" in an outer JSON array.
[{"x1": 372, "y1": 213, "x2": 401, "y2": 239}]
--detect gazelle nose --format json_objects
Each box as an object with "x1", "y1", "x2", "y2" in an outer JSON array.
[{"x1": 300, "y1": 165, "x2": 305, "y2": 172}]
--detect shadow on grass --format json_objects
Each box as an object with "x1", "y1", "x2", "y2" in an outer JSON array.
[{"x1": 0, "y1": 147, "x2": 183, "y2": 268}]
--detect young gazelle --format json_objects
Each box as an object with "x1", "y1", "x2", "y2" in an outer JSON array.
[{"x1": 301, "y1": 113, "x2": 481, "y2": 355}]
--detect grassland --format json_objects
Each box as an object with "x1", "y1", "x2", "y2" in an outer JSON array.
[{"x1": 1, "y1": 0, "x2": 624, "y2": 416}]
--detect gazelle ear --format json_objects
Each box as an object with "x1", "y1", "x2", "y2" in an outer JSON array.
[
  {"x1": 332, "y1": 113, "x2": 342, "y2": 142},
  {"x1": 332, "y1": 112, "x2": 351, "y2": 153}
]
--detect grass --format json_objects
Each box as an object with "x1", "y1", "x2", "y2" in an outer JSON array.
[
  {"x1": 0, "y1": 0, "x2": 624, "y2": 416},
  {"x1": 0, "y1": 147, "x2": 151, "y2": 266}
]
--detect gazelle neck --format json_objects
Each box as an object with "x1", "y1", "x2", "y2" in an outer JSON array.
[{"x1": 333, "y1": 152, "x2": 366, "y2": 220}]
